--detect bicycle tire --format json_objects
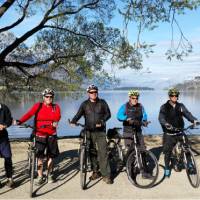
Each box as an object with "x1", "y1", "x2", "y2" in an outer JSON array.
[
  {"x1": 80, "y1": 145, "x2": 87, "y2": 190},
  {"x1": 126, "y1": 149, "x2": 159, "y2": 189},
  {"x1": 183, "y1": 148, "x2": 199, "y2": 188},
  {"x1": 108, "y1": 140, "x2": 124, "y2": 174},
  {"x1": 30, "y1": 150, "x2": 36, "y2": 198}
]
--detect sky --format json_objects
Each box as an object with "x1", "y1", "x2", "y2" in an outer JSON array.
[
  {"x1": 0, "y1": 1, "x2": 200, "y2": 89},
  {"x1": 110, "y1": 4, "x2": 200, "y2": 89}
]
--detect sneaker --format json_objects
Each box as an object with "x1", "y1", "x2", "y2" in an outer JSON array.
[
  {"x1": 164, "y1": 169, "x2": 171, "y2": 178},
  {"x1": 89, "y1": 171, "x2": 101, "y2": 180},
  {"x1": 48, "y1": 173, "x2": 56, "y2": 183},
  {"x1": 142, "y1": 172, "x2": 154, "y2": 180},
  {"x1": 35, "y1": 176, "x2": 46, "y2": 186},
  {"x1": 6, "y1": 178, "x2": 14, "y2": 188},
  {"x1": 102, "y1": 176, "x2": 113, "y2": 184}
]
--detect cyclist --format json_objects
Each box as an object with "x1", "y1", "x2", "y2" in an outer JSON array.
[
  {"x1": 117, "y1": 90, "x2": 148, "y2": 149},
  {"x1": 117, "y1": 90, "x2": 152, "y2": 179},
  {"x1": 159, "y1": 87, "x2": 198, "y2": 178},
  {"x1": 0, "y1": 103, "x2": 14, "y2": 188},
  {"x1": 14, "y1": 88, "x2": 61, "y2": 185},
  {"x1": 69, "y1": 84, "x2": 112, "y2": 184}
]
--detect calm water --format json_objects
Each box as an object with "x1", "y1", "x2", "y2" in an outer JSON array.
[{"x1": 3, "y1": 90, "x2": 200, "y2": 138}]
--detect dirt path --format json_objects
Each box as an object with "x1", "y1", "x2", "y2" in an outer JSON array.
[{"x1": 0, "y1": 136, "x2": 200, "y2": 199}]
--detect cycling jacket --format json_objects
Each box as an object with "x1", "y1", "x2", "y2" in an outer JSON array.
[
  {"x1": 159, "y1": 100, "x2": 197, "y2": 133},
  {"x1": 18, "y1": 102, "x2": 61, "y2": 137},
  {"x1": 71, "y1": 98, "x2": 111, "y2": 131}
]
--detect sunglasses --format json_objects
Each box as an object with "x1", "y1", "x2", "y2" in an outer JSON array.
[
  {"x1": 130, "y1": 97, "x2": 138, "y2": 100},
  {"x1": 44, "y1": 95, "x2": 53, "y2": 99},
  {"x1": 170, "y1": 95, "x2": 178, "y2": 97},
  {"x1": 89, "y1": 91, "x2": 97, "y2": 94}
]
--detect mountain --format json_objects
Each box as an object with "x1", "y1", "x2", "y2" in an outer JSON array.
[{"x1": 173, "y1": 76, "x2": 200, "y2": 90}]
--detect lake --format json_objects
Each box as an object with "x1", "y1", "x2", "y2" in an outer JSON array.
[{"x1": 2, "y1": 90, "x2": 200, "y2": 138}]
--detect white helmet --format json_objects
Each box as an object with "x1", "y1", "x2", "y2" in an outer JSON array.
[{"x1": 42, "y1": 88, "x2": 55, "y2": 96}]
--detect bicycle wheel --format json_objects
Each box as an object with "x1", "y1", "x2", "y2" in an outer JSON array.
[
  {"x1": 30, "y1": 150, "x2": 36, "y2": 197},
  {"x1": 80, "y1": 145, "x2": 87, "y2": 190},
  {"x1": 183, "y1": 149, "x2": 199, "y2": 188},
  {"x1": 126, "y1": 149, "x2": 159, "y2": 189}
]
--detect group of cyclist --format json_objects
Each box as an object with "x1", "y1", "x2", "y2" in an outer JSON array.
[{"x1": 0, "y1": 85, "x2": 198, "y2": 188}]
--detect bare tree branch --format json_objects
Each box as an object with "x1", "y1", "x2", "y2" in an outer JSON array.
[
  {"x1": 4, "y1": 53, "x2": 85, "y2": 68},
  {"x1": 0, "y1": 0, "x2": 31, "y2": 33},
  {"x1": 0, "y1": 0, "x2": 15, "y2": 18},
  {"x1": 47, "y1": 0, "x2": 99, "y2": 20}
]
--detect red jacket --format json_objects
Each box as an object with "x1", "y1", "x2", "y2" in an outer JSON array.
[{"x1": 19, "y1": 102, "x2": 61, "y2": 137}]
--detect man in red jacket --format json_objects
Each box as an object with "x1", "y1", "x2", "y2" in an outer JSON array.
[{"x1": 14, "y1": 88, "x2": 61, "y2": 185}]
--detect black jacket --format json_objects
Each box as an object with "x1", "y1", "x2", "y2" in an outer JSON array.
[
  {"x1": 0, "y1": 103, "x2": 13, "y2": 139},
  {"x1": 159, "y1": 100, "x2": 197, "y2": 133},
  {"x1": 71, "y1": 98, "x2": 111, "y2": 131}
]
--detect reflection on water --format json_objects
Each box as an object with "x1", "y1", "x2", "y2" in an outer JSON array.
[{"x1": 1, "y1": 90, "x2": 200, "y2": 138}]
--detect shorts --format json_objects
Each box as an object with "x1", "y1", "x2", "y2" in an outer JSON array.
[
  {"x1": 0, "y1": 138, "x2": 12, "y2": 158},
  {"x1": 35, "y1": 135, "x2": 59, "y2": 159}
]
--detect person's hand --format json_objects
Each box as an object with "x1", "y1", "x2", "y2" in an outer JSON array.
[
  {"x1": 165, "y1": 123, "x2": 173, "y2": 130},
  {"x1": 96, "y1": 123, "x2": 102, "y2": 127},
  {"x1": 193, "y1": 120, "x2": 200, "y2": 126},
  {"x1": 143, "y1": 121, "x2": 149, "y2": 127},
  {"x1": 96, "y1": 120, "x2": 105, "y2": 128},
  {"x1": 13, "y1": 120, "x2": 20, "y2": 125},
  {"x1": 68, "y1": 120, "x2": 76, "y2": 127},
  {"x1": 0, "y1": 124, "x2": 6, "y2": 130},
  {"x1": 52, "y1": 121, "x2": 58, "y2": 128},
  {"x1": 127, "y1": 118, "x2": 134, "y2": 125}
]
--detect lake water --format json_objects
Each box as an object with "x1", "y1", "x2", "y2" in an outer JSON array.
[{"x1": 3, "y1": 90, "x2": 200, "y2": 138}]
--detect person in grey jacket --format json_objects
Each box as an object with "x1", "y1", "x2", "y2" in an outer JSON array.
[
  {"x1": 158, "y1": 88, "x2": 198, "y2": 178},
  {"x1": 0, "y1": 103, "x2": 14, "y2": 188}
]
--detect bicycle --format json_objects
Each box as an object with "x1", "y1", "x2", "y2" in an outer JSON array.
[
  {"x1": 167, "y1": 123, "x2": 200, "y2": 188},
  {"x1": 107, "y1": 125, "x2": 159, "y2": 189},
  {"x1": 19, "y1": 124, "x2": 37, "y2": 198},
  {"x1": 19, "y1": 124, "x2": 52, "y2": 197},
  {"x1": 68, "y1": 119, "x2": 92, "y2": 190}
]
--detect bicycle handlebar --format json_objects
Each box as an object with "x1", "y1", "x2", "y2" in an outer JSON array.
[
  {"x1": 68, "y1": 119, "x2": 85, "y2": 128},
  {"x1": 167, "y1": 122, "x2": 200, "y2": 133}
]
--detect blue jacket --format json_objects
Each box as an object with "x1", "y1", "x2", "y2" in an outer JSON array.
[{"x1": 117, "y1": 102, "x2": 147, "y2": 122}]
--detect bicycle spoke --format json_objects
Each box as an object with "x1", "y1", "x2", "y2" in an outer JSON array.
[{"x1": 126, "y1": 149, "x2": 159, "y2": 189}]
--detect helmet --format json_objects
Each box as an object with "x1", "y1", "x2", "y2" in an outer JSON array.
[
  {"x1": 128, "y1": 90, "x2": 140, "y2": 97},
  {"x1": 86, "y1": 84, "x2": 98, "y2": 92},
  {"x1": 42, "y1": 88, "x2": 55, "y2": 96},
  {"x1": 168, "y1": 88, "x2": 180, "y2": 96}
]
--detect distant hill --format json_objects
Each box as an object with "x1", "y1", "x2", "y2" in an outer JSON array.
[
  {"x1": 173, "y1": 76, "x2": 200, "y2": 90},
  {"x1": 113, "y1": 86, "x2": 154, "y2": 90}
]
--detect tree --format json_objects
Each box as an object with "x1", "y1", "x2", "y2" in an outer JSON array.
[
  {"x1": 0, "y1": 0, "x2": 137, "y2": 90},
  {"x1": 119, "y1": 0, "x2": 200, "y2": 61}
]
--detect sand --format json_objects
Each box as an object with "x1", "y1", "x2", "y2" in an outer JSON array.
[{"x1": 0, "y1": 135, "x2": 200, "y2": 199}]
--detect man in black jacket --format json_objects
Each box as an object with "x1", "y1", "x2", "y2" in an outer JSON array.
[
  {"x1": 0, "y1": 103, "x2": 14, "y2": 187},
  {"x1": 159, "y1": 88, "x2": 198, "y2": 178},
  {"x1": 70, "y1": 84, "x2": 112, "y2": 184}
]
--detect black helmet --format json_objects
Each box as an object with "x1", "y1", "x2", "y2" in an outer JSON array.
[{"x1": 86, "y1": 84, "x2": 98, "y2": 92}]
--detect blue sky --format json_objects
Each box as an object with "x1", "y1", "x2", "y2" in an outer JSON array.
[
  {"x1": 1, "y1": 1, "x2": 200, "y2": 89},
  {"x1": 110, "y1": 5, "x2": 200, "y2": 88}
]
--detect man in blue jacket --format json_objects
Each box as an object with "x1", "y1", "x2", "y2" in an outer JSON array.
[{"x1": 117, "y1": 90, "x2": 148, "y2": 149}]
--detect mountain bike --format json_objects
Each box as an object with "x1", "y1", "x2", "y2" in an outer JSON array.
[
  {"x1": 19, "y1": 124, "x2": 37, "y2": 198},
  {"x1": 107, "y1": 126, "x2": 159, "y2": 189},
  {"x1": 68, "y1": 119, "x2": 92, "y2": 190},
  {"x1": 168, "y1": 123, "x2": 200, "y2": 188}
]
